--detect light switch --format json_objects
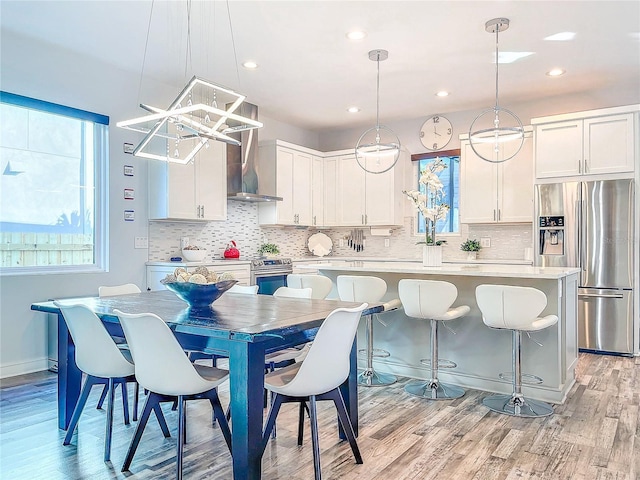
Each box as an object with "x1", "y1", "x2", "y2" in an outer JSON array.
[
  {"x1": 480, "y1": 237, "x2": 491, "y2": 248},
  {"x1": 135, "y1": 237, "x2": 148, "y2": 248},
  {"x1": 384, "y1": 239, "x2": 390, "y2": 247}
]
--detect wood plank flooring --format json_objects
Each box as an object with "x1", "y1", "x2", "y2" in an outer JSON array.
[{"x1": 0, "y1": 353, "x2": 638, "y2": 479}]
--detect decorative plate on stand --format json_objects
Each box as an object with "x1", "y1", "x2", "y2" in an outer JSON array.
[{"x1": 307, "y1": 233, "x2": 333, "y2": 257}]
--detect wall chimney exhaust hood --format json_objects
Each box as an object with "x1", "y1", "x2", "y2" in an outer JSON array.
[{"x1": 227, "y1": 102, "x2": 282, "y2": 202}]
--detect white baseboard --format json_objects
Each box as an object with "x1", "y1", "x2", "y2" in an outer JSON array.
[{"x1": 0, "y1": 357, "x2": 49, "y2": 379}]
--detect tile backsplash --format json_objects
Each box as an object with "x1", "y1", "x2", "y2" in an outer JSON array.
[{"x1": 149, "y1": 203, "x2": 533, "y2": 262}]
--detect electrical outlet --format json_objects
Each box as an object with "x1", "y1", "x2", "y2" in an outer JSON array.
[
  {"x1": 134, "y1": 236, "x2": 148, "y2": 249},
  {"x1": 384, "y1": 239, "x2": 390, "y2": 247},
  {"x1": 339, "y1": 238, "x2": 344, "y2": 247},
  {"x1": 480, "y1": 237, "x2": 491, "y2": 248}
]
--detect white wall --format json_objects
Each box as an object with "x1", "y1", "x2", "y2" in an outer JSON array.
[{"x1": 0, "y1": 31, "x2": 317, "y2": 377}]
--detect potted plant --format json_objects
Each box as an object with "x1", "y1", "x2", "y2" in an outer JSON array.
[
  {"x1": 403, "y1": 157, "x2": 450, "y2": 266},
  {"x1": 258, "y1": 243, "x2": 280, "y2": 258},
  {"x1": 460, "y1": 238, "x2": 481, "y2": 261}
]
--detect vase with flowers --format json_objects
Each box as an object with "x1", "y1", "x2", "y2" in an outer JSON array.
[{"x1": 403, "y1": 157, "x2": 450, "y2": 266}]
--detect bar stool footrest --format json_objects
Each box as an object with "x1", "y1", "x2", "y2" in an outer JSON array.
[
  {"x1": 419, "y1": 358, "x2": 457, "y2": 369},
  {"x1": 358, "y1": 348, "x2": 391, "y2": 359},
  {"x1": 498, "y1": 372, "x2": 544, "y2": 385}
]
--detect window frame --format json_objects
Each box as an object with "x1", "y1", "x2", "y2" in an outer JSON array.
[
  {"x1": 0, "y1": 91, "x2": 109, "y2": 276},
  {"x1": 410, "y1": 149, "x2": 461, "y2": 240}
]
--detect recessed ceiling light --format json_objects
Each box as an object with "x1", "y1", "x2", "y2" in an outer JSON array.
[
  {"x1": 435, "y1": 91, "x2": 449, "y2": 97},
  {"x1": 346, "y1": 31, "x2": 367, "y2": 41},
  {"x1": 544, "y1": 32, "x2": 576, "y2": 41},
  {"x1": 546, "y1": 68, "x2": 566, "y2": 77},
  {"x1": 242, "y1": 61, "x2": 258, "y2": 69},
  {"x1": 347, "y1": 106, "x2": 360, "y2": 113},
  {"x1": 496, "y1": 52, "x2": 534, "y2": 64}
]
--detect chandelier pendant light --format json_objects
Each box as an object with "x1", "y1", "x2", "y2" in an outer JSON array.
[
  {"x1": 355, "y1": 49, "x2": 401, "y2": 174},
  {"x1": 117, "y1": 0, "x2": 263, "y2": 165},
  {"x1": 468, "y1": 18, "x2": 524, "y2": 163}
]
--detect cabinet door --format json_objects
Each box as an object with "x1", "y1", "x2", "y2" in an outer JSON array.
[
  {"x1": 323, "y1": 157, "x2": 338, "y2": 226},
  {"x1": 364, "y1": 168, "x2": 396, "y2": 225},
  {"x1": 584, "y1": 113, "x2": 635, "y2": 175},
  {"x1": 535, "y1": 120, "x2": 582, "y2": 178},
  {"x1": 275, "y1": 147, "x2": 296, "y2": 224},
  {"x1": 312, "y1": 156, "x2": 324, "y2": 227},
  {"x1": 460, "y1": 141, "x2": 498, "y2": 223},
  {"x1": 336, "y1": 155, "x2": 366, "y2": 226},
  {"x1": 293, "y1": 151, "x2": 313, "y2": 225},
  {"x1": 196, "y1": 141, "x2": 227, "y2": 220},
  {"x1": 167, "y1": 161, "x2": 198, "y2": 219},
  {"x1": 499, "y1": 132, "x2": 534, "y2": 222}
]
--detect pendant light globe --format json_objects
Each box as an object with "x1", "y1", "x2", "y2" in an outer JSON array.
[
  {"x1": 355, "y1": 49, "x2": 401, "y2": 174},
  {"x1": 468, "y1": 18, "x2": 524, "y2": 163}
]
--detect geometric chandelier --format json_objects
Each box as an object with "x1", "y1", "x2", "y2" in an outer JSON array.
[{"x1": 117, "y1": 76, "x2": 263, "y2": 165}]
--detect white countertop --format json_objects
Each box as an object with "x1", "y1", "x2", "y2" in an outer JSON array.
[
  {"x1": 300, "y1": 261, "x2": 580, "y2": 279},
  {"x1": 147, "y1": 259, "x2": 252, "y2": 267},
  {"x1": 291, "y1": 257, "x2": 532, "y2": 265}
]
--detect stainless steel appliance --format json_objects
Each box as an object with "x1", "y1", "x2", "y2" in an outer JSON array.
[
  {"x1": 535, "y1": 179, "x2": 635, "y2": 355},
  {"x1": 250, "y1": 258, "x2": 293, "y2": 295}
]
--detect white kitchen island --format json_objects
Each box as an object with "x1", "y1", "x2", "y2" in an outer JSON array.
[{"x1": 302, "y1": 261, "x2": 580, "y2": 404}]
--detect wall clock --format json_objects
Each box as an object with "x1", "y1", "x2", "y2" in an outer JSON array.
[{"x1": 419, "y1": 115, "x2": 453, "y2": 150}]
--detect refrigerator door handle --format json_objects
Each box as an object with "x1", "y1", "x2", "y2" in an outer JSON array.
[{"x1": 579, "y1": 293, "x2": 625, "y2": 299}]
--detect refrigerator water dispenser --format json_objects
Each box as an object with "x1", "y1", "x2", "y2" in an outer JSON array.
[{"x1": 539, "y1": 216, "x2": 565, "y2": 255}]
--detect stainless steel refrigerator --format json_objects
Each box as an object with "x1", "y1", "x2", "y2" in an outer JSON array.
[{"x1": 534, "y1": 179, "x2": 635, "y2": 355}]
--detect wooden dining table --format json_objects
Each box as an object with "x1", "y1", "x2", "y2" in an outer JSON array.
[{"x1": 31, "y1": 290, "x2": 379, "y2": 479}]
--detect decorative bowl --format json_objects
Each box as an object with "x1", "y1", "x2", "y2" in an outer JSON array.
[
  {"x1": 181, "y1": 248, "x2": 207, "y2": 262},
  {"x1": 162, "y1": 279, "x2": 238, "y2": 309}
]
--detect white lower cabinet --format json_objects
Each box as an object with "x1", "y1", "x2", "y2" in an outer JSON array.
[
  {"x1": 460, "y1": 129, "x2": 534, "y2": 224},
  {"x1": 148, "y1": 141, "x2": 227, "y2": 221}
]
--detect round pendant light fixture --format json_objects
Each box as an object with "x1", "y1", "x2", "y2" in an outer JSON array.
[
  {"x1": 468, "y1": 18, "x2": 524, "y2": 163},
  {"x1": 355, "y1": 49, "x2": 401, "y2": 174}
]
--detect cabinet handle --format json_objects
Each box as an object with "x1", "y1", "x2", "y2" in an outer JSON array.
[
  {"x1": 498, "y1": 209, "x2": 501, "y2": 221},
  {"x1": 584, "y1": 158, "x2": 588, "y2": 173},
  {"x1": 313, "y1": 215, "x2": 316, "y2": 225},
  {"x1": 578, "y1": 160, "x2": 582, "y2": 174},
  {"x1": 493, "y1": 209, "x2": 496, "y2": 221},
  {"x1": 201, "y1": 205, "x2": 204, "y2": 218},
  {"x1": 197, "y1": 205, "x2": 201, "y2": 218},
  {"x1": 365, "y1": 214, "x2": 368, "y2": 225}
]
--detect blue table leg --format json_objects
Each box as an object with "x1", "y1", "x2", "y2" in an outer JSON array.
[
  {"x1": 228, "y1": 341, "x2": 266, "y2": 480},
  {"x1": 57, "y1": 313, "x2": 82, "y2": 430},
  {"x1": 338, "y1": 338, "x2": 359, "y2": 439}
]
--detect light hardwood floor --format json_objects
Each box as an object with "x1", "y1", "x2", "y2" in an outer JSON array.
[{"x1": 1, "y1": 353, "x2": 638, "y2": 479}]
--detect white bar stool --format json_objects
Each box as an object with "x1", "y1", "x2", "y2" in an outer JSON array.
[
  {"x1": 475, "y1": 284, "x2": 558, "y2": 417},
  {"x1": 398, "y1": 279, "x2": 470, "y2": 400},
  {"x1": 337, "y1": 275, "x2": 401, "y2": 387}
]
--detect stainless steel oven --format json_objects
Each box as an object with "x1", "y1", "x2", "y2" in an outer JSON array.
[{"x1": 250, "y1": 258, "x2": 292, "y2": 295}]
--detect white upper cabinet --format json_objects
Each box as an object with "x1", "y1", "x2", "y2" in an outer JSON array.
[
  {"x1": 460, "y1": 129, "x2": 533, "y2": 224},
  {"x1": 533, "y1": 106, "x2": 638, "y2": 179},
  {"x1": 148, "y1": 140, "x2": 227, "y2": 221},
  {"x1": 258, "y1": 141, "x2": 314, "y2": 226},
  {"x1": 334, "y1": 152, "x2": 404, "y2": 226},
  {"x1": 311, "y1": 155, "x2": 325, "y2": 227}
]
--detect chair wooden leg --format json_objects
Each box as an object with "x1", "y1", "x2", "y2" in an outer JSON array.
[
  {"x1": 133, "y1": 382, "x2": 139, "y2": 421},
  {"x1": 96, "y1": 383, "x2": 108, "y2": 410},
  {"x1": 325, "y1": 389, "x2": 362, "y2": 464},
  {"x1": 122, "y1": 393, "x2": 157, "y2": 472},
  {"x1": 297, "y1": 401, "x2": 306, "y2": 446},
  {"x1": 152, "y1": 402, "x2": 171, "y2": 438},
  {"x1": 63, "y1": 375, "x2": 96, "y2": 445},
  {"x1": 309, "y1": 395, "x2": 322, "y2": 480},
  {"x1": 176, "y1": 396, "x2": 186, "y2": 480},
  {"x1": 104, "y1": 378, "x2": 115, "y2": 462},
  {"x1": 206, "y1": 390, "x2": 232, "y2": 453},
  {"x1": 120, "y1": 379, "x2": 130, "y2": 425},
  {"x1": 182, "y1": 402, "x2": 187, "y2": 445},
  {"x1": 261, "y1": 393, "x2": 284, "y2": 452}
]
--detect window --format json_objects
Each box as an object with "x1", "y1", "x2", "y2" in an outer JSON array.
[
  {"x1": 412, "y1": 150, "x2": 460, "y2": 235},
  {"x1": 0, "y1": 92, "x2": 108, "y2": 273}
]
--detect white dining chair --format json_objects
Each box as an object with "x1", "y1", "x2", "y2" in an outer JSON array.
[
  {"x1": 228, "y1": 284, "x2": 259, "y2": 294},
  {"x1": 97, "y1": 283, "x2": 142, "y2": 420},
  {"x1": 286, "y1": 274, "x2": 333, "y2": 299},
  {"x1": 273, "y1": 286, "x2": 313, "y2": 299},
  {"x1": 53, "y1": 302, "x2": 147, "y2": 463},
  {"x1": 114, "y1": 309, "x2": 231, "y2": 480},
  {"x1": 262, "y1": 303, "x2": 369, "y2": 480}
]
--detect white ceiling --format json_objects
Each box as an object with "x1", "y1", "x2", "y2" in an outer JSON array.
[{"x1": 2, "y1": 1, "x2": 639, "y2": 133}]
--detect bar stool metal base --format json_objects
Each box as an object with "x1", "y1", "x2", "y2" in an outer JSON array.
[
  {"x1": 482, "y1": 394, "x2": 554, "y2": 418},
  {"x1": 404, "y1": 380, "x2": 465, "y2": 400},
  {"x1": 358, "y1": 368, "x2": 397, "y2": 387}
]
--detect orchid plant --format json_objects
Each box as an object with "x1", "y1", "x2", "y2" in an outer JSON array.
[{"x1": 403, "y1": 157, "x2": 450, "y2": 246}]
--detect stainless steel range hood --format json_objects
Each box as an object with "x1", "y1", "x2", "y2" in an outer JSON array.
[{"x1": 227, "y1": 102, "x2": 282, "y2": 202}]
